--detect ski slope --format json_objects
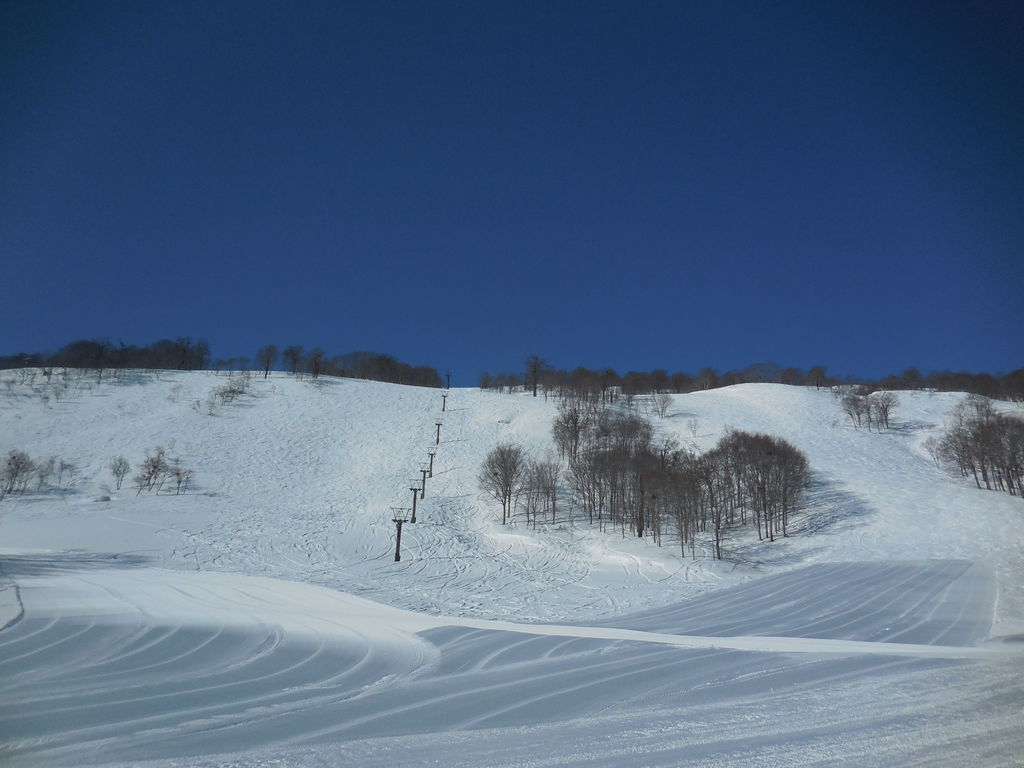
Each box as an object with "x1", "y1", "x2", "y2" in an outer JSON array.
[{"x1": 1, "y1": 370, "x2": 1022, "y2": 766}]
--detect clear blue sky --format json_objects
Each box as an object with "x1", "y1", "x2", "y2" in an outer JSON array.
[{"x1": 2, "y1": 0, "x2": 1021, "y2": 382}]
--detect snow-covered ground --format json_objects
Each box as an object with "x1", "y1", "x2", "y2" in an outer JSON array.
[{"x1": 1, "y1": 370, "x2": 1022, "y2": 766}]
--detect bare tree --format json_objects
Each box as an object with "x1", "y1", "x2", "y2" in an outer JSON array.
[
  {"x1": 552, "y1": 401, "x2": 590, "y2": 463},
  {"x1": 2, "y1": 450, "x2": 36, "y2": 497},
  {"x1": 781, "y1": 367, "x2": 805, "y2": 386},
  {"x1": 134, "y1": 447, "x2": 170, "y2": 494},
  {"x1": 58, "y1": 460, "x2": 74, "y2": 488},
  {"x1": 840, "y1": 390, "x2": 869, "y2": 428},
  {"x1": 256, "y1": 345, "x2": 278, "y2": 379},
  {"x1": 307, "y1": 348, "x2": 324, "y2": 379},
  {"x1": 169, "y1": 460, "x2": 194, "y2": 495},
  {"x1": 522, "y1": 461, "x2": 545, "y2": 528},
  {"x1": 696, "y1": 367, "x2": 718, "y2": 390},
  {"x1": 652, "y1": 391, "x2": 672, "y2": 419},
  {"x1": 525, "y1": 355, "x2": 548, "y2": 397},
  {"x1": 807, "y1": 365, "x2": 828, "y2": 390},
  {"x1": 523, "y1": 457, "x2": 562, "y2": 527},
  {"x1": 110, "y1": 456, "x2": 131, "y2": 490},
  {"x1": 282, "y1": 345, "x2": 305, "y2": 376},
  {"x1": 479, "y1": 443, "x2": 529, "y2": 524},
  {"x1": 35, "y1": 456, "x2": 56, "y2": 491},
  {"x1": 869, "y1": 391, "x2": 898, "y2": 429}
]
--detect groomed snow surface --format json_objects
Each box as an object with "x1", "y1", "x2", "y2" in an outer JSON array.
[{"x1": 1, "y1": 371, "x2": 1022, "y2": 767}]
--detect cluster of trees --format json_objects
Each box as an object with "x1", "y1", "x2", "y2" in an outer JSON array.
[
  {"x1": 482, "y1": 365, "x2": 699, "y2": 403},
  {"x1": 885, "y1": 368, "x2": 1024, "y2": 401},
  {"x1": 1, "y1": 448, "x2": 195, "y2": 499},
  {"x1": 1, "y1": 450, "x2": 72, "y2": 499},
  {"x1": 480, "y1": 407, "x2": 811, "y2": 560},
  {"x1": 0, "y1": 338, "x2": 443, "y2": 389},
  {"x1": 560, "y1": 410, "x2": 810, "y2": 559},
  {"x1": 1, "y1": 447, "x2": 193, "y2": 503},
  {"x1": 838, "y1": 388, "x2": 899, "y2": 430},
  {"x1": 254, "y1": 347, "x2": 442, "y2": 387},
  {"x1": 131, "y1": 447, "x2": 194, "y2": 495},
  {"x1": 7, "y1": 367, "x2": 208, "y2": 411},
  {"x1": 482, "y1": 361, "x2": 841, "y2": 401},
  {"x1": 928, "y1": 396, "x2": 1024, "y2": 497},
  {"x1": 0, "y1": 338, "x2": 212, "y2": 374},
  {"x1": 480, "y1": 357, "x2": 1024, "y2": 403},
  {"x1": 477, "y1": 445, "x2": 561, "y2": 527}
]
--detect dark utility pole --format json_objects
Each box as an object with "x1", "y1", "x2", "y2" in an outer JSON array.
[
  {"x1": 409, "y1": 483, "x2": 421, "y2": 523},
  {"x1": 442, "y1": 391, "x2": 448, "y2": 412},
  {"x1": 445, "y1": 370, "x2": 452, "y2": 389},
  {"x1": 435, "y1": 421, "x2": 442, "y2": 445},
  {"x1": 391, "y1": 508, "x2": 409, "y2": 561},
  {"x1": 427, "y1": 449, "x2": 436, "y2": 477},
  {"x1": 420, "y1": 465, "x2": 429, "y2": 499}
]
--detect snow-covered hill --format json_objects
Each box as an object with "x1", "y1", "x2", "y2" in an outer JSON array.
[{"x1": 1, "y1": 370, "x2": 1022, "y2": 767}]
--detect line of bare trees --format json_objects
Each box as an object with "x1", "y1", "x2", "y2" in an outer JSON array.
[
  {"x1": 0, "y1": 448, "x2": 198, "y2": 499},
  {"x1": 480, "y1": 406, "x2": 811, "y2": 560},
  {"x1": 0, "y1": 338, "x2": 212, "y2": 376},
  {"x1": 254, "y1": 346, "x2": 443, "y2": 387},
  {"x1": 481, "y1": 359, "x2": 829, "y2": 401},
  {"x1": 927, "y1": 396, "x2": 1024, "y2": 497},
  {"x1": 479, "y1": 357, "x2": 1024, "y2": 403},
  {"x1": 1, "y1": 450, "x2": 73, "y2": 499},
  {"x1": 0, "y1": 338, "x2": 443, "y2": 389}
]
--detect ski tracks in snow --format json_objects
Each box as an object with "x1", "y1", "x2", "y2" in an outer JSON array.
[{"x1": 0, "y1": 558, "x2": 1018, "y2": 766}]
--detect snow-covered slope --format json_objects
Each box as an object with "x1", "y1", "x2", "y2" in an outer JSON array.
[{"x1": 1, "y1": 370, "x2": 1021, "y2": 767}]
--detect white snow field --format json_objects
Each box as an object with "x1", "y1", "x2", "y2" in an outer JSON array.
[{"x1": 1, "y1": 370, "x2": 1022, "y2": 767}]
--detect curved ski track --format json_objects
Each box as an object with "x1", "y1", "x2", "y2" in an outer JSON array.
[{"x1": 1, "y1": 558, "x2": 1019, "y2": 767}]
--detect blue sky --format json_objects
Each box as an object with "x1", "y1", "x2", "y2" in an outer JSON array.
[{"x1": 2, "y1": 0, "x2": 1021, "y2": 382}]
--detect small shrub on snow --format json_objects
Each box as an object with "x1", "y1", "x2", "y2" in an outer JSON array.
[{"x1": 206, "y1": 372, "x2": 252, "y2": 414}]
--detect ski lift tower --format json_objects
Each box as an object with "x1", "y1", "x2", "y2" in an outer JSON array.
[{"x1": 390, "y1": 508, "x2": 410, "y2": 562}]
